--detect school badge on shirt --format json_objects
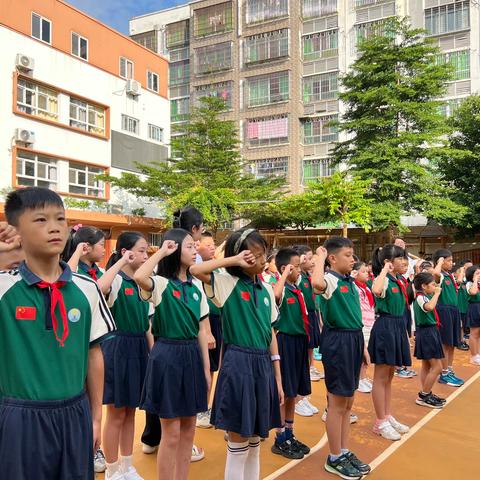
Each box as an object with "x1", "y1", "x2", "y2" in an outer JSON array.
[
  {"x1": 68, "y1": 308, "x2": 81, "y2": 323},
  {"x1": 193, "y1": 292, "x2": 199, "y2": 301}
]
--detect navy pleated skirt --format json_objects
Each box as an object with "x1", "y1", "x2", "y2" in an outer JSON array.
[
  {"x1": 277, "y1": 333, "x2": 311, "y2": 398},
  {"x1": 414, "y1": 325, "x2": 444, "y2": 360},
  {"x1": 211, "y1": 344, "x2": 281, "y2": 438},
  {"x1": 0, "y1": 392, "x2": 93, "y2": 480},
  {"x1": 307, "y1": 310, "x2": 322, "y2": 349},
  {"x1": 437, "y1": 304, "x2": 461, "y2": 347},
  {"x1": 102, "y1": 331, "x2": 149, "y2": 408},
  {"x1": 208, "y1": 312, "x2": 223, "y2": 372},
  {"x1": 140, "y1": 338, "x2": 208, "y2": 418},
  {"x1": 368, "y1": 314, "x2": 412, "y2": 367},
  {"x1": 466, "y1": 303, "x2": 480, "y2": 329}
]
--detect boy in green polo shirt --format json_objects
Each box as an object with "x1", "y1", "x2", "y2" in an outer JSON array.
[
  {"x1": 0, "y1": 187, "x2": 115, "y2": 480},
  {"x1": 312, "y1": 237, "x2": 370, "y2": 480}
]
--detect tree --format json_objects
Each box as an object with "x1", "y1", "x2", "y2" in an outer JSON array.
[
  {"x1": 331, "y1": 17, "x2": 466, "y2": 231},
  {"x1": 102, "y1": 97, "x2": 286, "y2": 231}
]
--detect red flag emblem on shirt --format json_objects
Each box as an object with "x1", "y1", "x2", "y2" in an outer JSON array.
[
  {"x1": 445, "y1": 280, "x2": 451, "y2": 285},
  {"x1": 392, "y1": 287, "x2": 399, "y2": 293},
  {"x1": 173, "y1": 290, "x2": 181, "y2": 299},
  {"x1": 340, "y1": 285, "x2": 349, "y2": 293},
  {"x1": 124, "y1": 288, "x2": 134, "y2": 296},
  {"x1": 241, "y1": 291, "x2": 251, "y2": 301},
  {"x1": 287, "y1": 297, "x2": 296, "y2": 304},
  {"x1": 16, "y1": 306, "x2": 36, "y2": 320},
  {"x1": 304, "y1": 282, "x2": 309, "y2": 288}
]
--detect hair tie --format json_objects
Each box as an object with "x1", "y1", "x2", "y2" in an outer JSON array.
[
  {"x1": 72, "y1": 223, "x2": 83, "y2": 232},
  {"x1": 234, "y1": 228, "x2": 256, "y2": 255}
]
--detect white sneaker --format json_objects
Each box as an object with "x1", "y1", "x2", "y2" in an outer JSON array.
[
  {"x1": 196, "y1": 409, "x2": 212, "y2": 428},
  {"x1": 304, "y1": 398, "x2": 319, "y2": 414},
  {"x1": 357, "y1": 378, "x2": 372, "y2": 393},
  {"x1": 295, "y1": 398, "x2": 314, "y2": 417},
  {"x1": 94, "y1": 448, "x2": 106, "y2": 473},
  {"x1": 321, "y1": 409, "x2": 358, "y2": 424},
  {"x1": 105, "y1": 470, "x2": 126, "y2": 480},
  {"x1": 470, "y1": 355, "x2": 480, "y2": 366},
  {"x1": 373, "y1": 421, "x2": 401, "y2": 441},
  {"x1": 387, "y1": 415, "x2": 409, "y2": 434},
  {"x1": 141, "y1": 443, "x2": 158, "y2": 454},
  {"x1": 122, "y1": 466, "x2": 144, "y2": 480},
  {"x1": 310, "y1": 365, "x2": 324, "y2": 381},
  {"x1": 191, "y1": 444, "x2": 205, "y2": 462}
]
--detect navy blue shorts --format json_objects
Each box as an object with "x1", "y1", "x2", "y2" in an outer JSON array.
[
  {"x1": 102, "y1": 331, "x2": 149, "y2": 408},
  {"x1": 277, "y1": 333, "x2": 311, "y2": 398},
  {"x1": 209, "y1": 312, "x2": 223, "y2": 372},
  {"x1": 466, "y1": 303, "x2": 480, "y2": 329},
  {"x1": 0, "y1": 391, "x2": 93, "y2": 479},
  {"x1": 141, "y1": 338, "x2": 208, "y2": 418},
  {"x1": 307, "y1": 310, "x2": 322, "y2": 349},
  {"x1": 437, "y1": 304, "x2": 461, "y2": 347},
  {"x1": 321, "y1": 329, "x2": 364, "y2": 397},
  {"x1": 211, "y1": 344, "x2": 282, "y2": 438},
  {"x1": 414, "y1": 325, "x2": 445, "y2": 360},
  {"x1": 368, "y1": 314, "x2": 412, "y2": 367}
]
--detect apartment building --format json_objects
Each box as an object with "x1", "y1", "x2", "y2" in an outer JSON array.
[{"x1": 130, "y1": 0, "x2": 479, "y2": 194}]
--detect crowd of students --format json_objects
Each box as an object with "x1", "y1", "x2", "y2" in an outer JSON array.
[{"x1": 0, "y1": 186, "x2": 478, "y2": 480}]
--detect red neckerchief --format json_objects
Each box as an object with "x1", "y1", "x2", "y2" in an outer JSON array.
[
  {"x1": 36, "y1": 281, "x2": 69, "y2": 346},
  {"x1": 396, "y1": 275, "x2": 409, "y2": 306},
  {"x1": 354, "y1": 280, "x2": 374, "y2": 308},
  {"x1": 290, "y1": 287, "x2": 310, "y2": 339},
  {"x1": 445, "y1": 272, "x2": 459, "y2": 293},
  {"x1": 88, "y1": 268, "x2": 98, "y2": 281},
  {"x1": 416, "y1": 292, "x2": 440, "y2": 328}
]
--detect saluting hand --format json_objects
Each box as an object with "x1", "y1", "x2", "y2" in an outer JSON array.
[
  {"x1": 160, "y1": 240, "x2": 178, "y2": 256},
  {"x1": 316, "y1": 246, "x2": 328, "y2": 260},
  {"x1": 121, "y1": 250, "x2": 135, "y2": 264},
  {"x1": 235, "y1": 250, "x2": 256, "y2": 268},
  {"x1": 382, "y1": 262, "x2": 394, "y2": 274}
]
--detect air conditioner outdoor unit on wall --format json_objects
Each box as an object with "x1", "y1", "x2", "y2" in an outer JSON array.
[
  {"x1": 16, "y1": 53, "x2": 34, "y2": 72},
  {"x1": 15, "y1": 128, "x2": 35, "y2": 145},
  {"x1": 126, "y1": 79, "x2": 141, "y2": 96}
]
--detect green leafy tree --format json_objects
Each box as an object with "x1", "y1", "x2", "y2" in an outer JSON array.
[{"x1": 332, "y1": 17, "x2": 466, "y2": 230}]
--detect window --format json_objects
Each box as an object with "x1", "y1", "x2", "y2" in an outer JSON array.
[
  {"x1": 303, "y1": 158, "x2": 333, "y2": 182},
  {"x1": 169, "y1": 60, "x2": 190, "y2": 86},
  {"x1": 303, "y1": 72, "x2": 338, "y2": 103},
  {"x1": 171, "y1": 98, "x2": 190, "y2": 122},
  {"x1": 70, "y1": 98, "x2": 106, "y2": 135},
  {"x1": 246, "y1": 115, "x2": 289, "y2": 147},
  {"x1": 147, "y1": 70, "x2": 159, "y2": 92},
  {"x1": 16, "y1": 150, "x2": 57, "y2": 189},
  {"x1": 436, "y1": 49, "x2": 470, "y2": 80},
  {"x1": 438, "y1": 98, "x2": 463, "y2": 117},
  {"x1": 302, "y1": 0, "x2": 337, "y2": 19},
  {"x1": 244, "y1": 29, "x2": 289, "y2": 65},
  {"x1": 195, "y1": 43, "x2": 232, "y2": 75},
  {"x1": 31, "y1": 12, "x2": 51, "y2": 43},
  {"x1": 166, "y1": 20, "x2": 190, "y2": 49},
  {"x1": 69, "y1": 162, "x2": 105, "y2": 197},
  {"x1": 194, "y1": 2, "x2": 233, "y2": 37},
  {"x1": 148, "y1": 124, "x2": 164, "y2": 142},
  {"x1": 246, "y1": 0, "x2": 289, "y2": 24},
  {"x1": 121, "y1": 114, "x2": 139, "y2": 134},
  {"x1": 131, "y1": 30, "x2": 158, "y2": 53},
  {"x1": 302, "y1": 115, "x2": 338, "y2": 144},
  {"x1": 17, "y1": 79, "x2": 59, "y2": 121},
  {"x1": 71, "y1": 32, "x2": 88, "y2": 60},
  {"x1": 355, "y1": 0, "x2": 391, "y2": 7},
  {"x1": 425, "y1": 1, "x2": 470, "y2": 36},
  {"x1": 250, "y1": 157, "x2": 288, "y2": 178},
  {"x1": 353, "y1": 19, "x2": 393, "y2": 51},
  {"x1": 119, "y1": 57, "x2": 134, "y2": 79},
  {"x1": 303, "y1": 30, "x2": 338, "y2": 61},
  {"x1": 246, "y1": 71, "x2": 289, "y2": 107},
  {"x1": 194, "y1": 81, "x2": 233, "y2": 108}
]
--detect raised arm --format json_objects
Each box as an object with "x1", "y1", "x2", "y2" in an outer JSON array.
[
  {"x1": 468, "y1": 270, "x2": 480, "y2": 296},
  {"x1": 97, "y1": 251, "x2": 135, "y2": 295},
  {"x1": 423, "y1": 286, "x2": 442, "y2": 311},
  {"x1": 311, "y1": 247, "x2": 328, "y2": 293},
  {"x1": 372, "y1": 262, "x2": 393, "y2": 297},
  {"x1": 273, "y1": 264, "x2": 292, "y2": 304},
  {"x1": 433, "y1": 257, "x2": 445, "y2": 282},
  {"x1": 67, "y1": 242, "x2": 89, "y2": 272}
]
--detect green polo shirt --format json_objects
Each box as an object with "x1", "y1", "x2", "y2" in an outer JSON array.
[
  {"x1": 142, "y1": 276, "x2": 209, "y2": 340},
  {"x1": 205, "y1": 271, "x2": 277, "y2": 349},
  {"x1": 374, "y1": 274, "x2": 406, "y2": 317},
  {"x1": 458, "y1": 282, "x2": 469, "y2": 313},
  {"x1": 78, "y1": 261, "x2": 104, "y2": 280},
  {"x1": 438, "y1": 272, "x2": 458, "y2": 306},
  {"x1": 275, "y1": 284, "x2": 307, "y2": 336},
  {"x1": 466, "y1": 282, "x2": 480, "y2": 303},
  {"x1": 297, "y1": 271, "x2": 317, "y2": 312},
  {"x1": 107, "y1": 272, "x2": 151, "y2": 333},
  {"x1": 0, "y1": 261, "x2": 115, "y2": 401},
  {"x1": 413, "y1": 294, "x2": 437, "y2": 327},
  {"x1": 317, "y1": 271, "x2": 362, "y2": 329}
]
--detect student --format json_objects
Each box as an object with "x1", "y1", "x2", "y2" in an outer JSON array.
[
  {"x1": 352, "y1": 261, "x2": 375, "y2": 394},
  {"x1": 190, "y1": 228, "x2": 283, "y2": 480},
  {"x1": 432, "y1": 249, "x2": 464, "y2": 387},
  {"x1": 98, "y1": 232, "x2": 153, "y2": 480},
  {"x1": 135, "y1": 229, "x2": 210, "y2": 480},
  {"x1": 455, "y1": 260, "x2": 473, "y2": 351},
  {"x1": 270, "y1": 247, "x2": 311, "y2": 459},
  {"x1": 312, "y1": 237, "x2": 370, "y2": 480},
  {"x1": 412, "y1": 273, "x2": 447, "y2": 408},
  {"x1": 259, "y1": 250, "x2": 280, "y2": 286},
  {"x1": 465, "y1": 265, "x2": 480, "y2": 365},
  {"x1": 369, "y1": 244, "x2": 410, "y2": 442},
  {"x1": 0, "y1": 187, "x2": 115, "y2": 480}
]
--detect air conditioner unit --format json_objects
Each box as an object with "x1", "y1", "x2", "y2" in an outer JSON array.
[
  {"x1": 16, "y1": 53, "x2": 34, "y2": 72},
  {"x1": 15, "y1": 128, "x2": 35, "y2": 145},
  {"x1": 126, "y1": 79, "x2": 141, "y2": 96}
]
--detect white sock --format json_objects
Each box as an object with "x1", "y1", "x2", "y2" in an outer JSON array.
[
  {"x1": 244, "y1": 436, "x2": 261, "y2": 480},
  {"x1": 225, "y1": 440, "x2": 249, "y2": 480},
  {"x1": 120, "y1": 455, "x2": 133, "y2": 471},
  {"x1": 105, "y1": 460, "x2": 120, "y2": 478}
]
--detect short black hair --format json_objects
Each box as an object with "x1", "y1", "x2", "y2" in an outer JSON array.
[
  {"x1": 172, "y1": 206, "x2": 203, "y2": 233},
  {"x1": 420, "y1": 261, "x2": 433, "y2": 271},
  {"x1": 465, "y1": 265, "x2": 480, "y2": 283},
  {"x1": 353, "y1": 260, "x2": 365, "y2": 271},
  {"x1": 292, "y1": 245, "x2": 312, "y2": 256},
  {"x1": 455, "y1": 259, "x2": 472, "y2": 270},
  {"x1": 371, "y1": 244, "x2": 407, "y2": 276},
  {"x1": 413, "y1": 272, "x2": 435, "y2": 292},
  {"x1": 275, "y1": 248, "x2": 299, "y2": 272},
  {"x1": 324, "y1": 236, "x2": 354, "y2": 254},
  {"x1": 157, "y1": 228, "x2": 192, "y2": 279},
  {"x1": 432, "y1": 248, "x2": 452, "y2": 264},
  {"x1": 201, "y1": 231, "x2": 213, "y2": 239},
  {"x1": 224, "y1": 228, "x2": 267, "y2": 277},
  {"x1": 5, "y1": 187, "x2": 64, "y2": 226}
]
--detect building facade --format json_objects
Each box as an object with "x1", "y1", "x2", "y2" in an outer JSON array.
[{"x1": 130, "y1": 0, "x2": 479, "y2": 193}]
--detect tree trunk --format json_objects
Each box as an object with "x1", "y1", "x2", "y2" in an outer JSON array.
[{"x1": 342, "y1": 223, "x2": 348, "y2": 238}]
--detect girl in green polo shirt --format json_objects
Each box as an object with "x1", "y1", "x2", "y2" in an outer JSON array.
[
  {"x1": 465, "y1": 265, "x2": 480, "y2": 365},
  {"x1": 135, "y1": 228, "x2": 211, "y2": 480}
]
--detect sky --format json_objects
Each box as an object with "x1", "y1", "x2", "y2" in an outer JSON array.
[{"x1": 66, "y1": 0, "x2": 185, "y2": 34}]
